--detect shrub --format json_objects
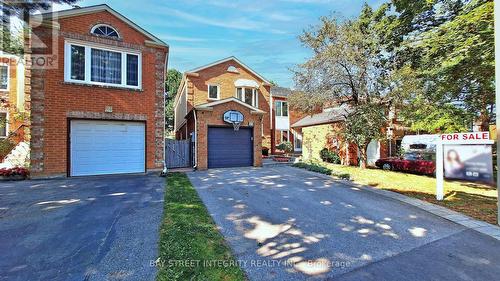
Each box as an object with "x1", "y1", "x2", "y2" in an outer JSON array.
[
  {"x1": 0, "y1": 138, "x2": 15, "y2": 160},
  {"x1": 262, "y1": 147, "x2": 269, "y2": 156},
  {"x1": 293, "y1": 162, "x2": 350, "y2": 180},
  {"x1": 292, "y1": 162, "x2": 332, "y2": 175},
  {"x1": 0, "y1": 167, "x2": 30, "y2": 177},
  {"x1": 332, "y1": 172, "x2": 350, "y2": 180},
  {"x1": 276, "y1": 141, "x2": 293, "y2": 154},
  {"x1": 319, "y1": 148, "x2": 341, "y2": 164}
]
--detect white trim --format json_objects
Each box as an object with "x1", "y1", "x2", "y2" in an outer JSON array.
[
  {"x1": 188, "y1": 56, "x2": 271, "y2": 84},
  {"x1": 195, "y1": 97, "x2": 266, "y2": 114},
  {"x1": 0, "y1": 110, "x2": 8, "y2": 138},
  {"x1": 0, "y1": 63, "x2": 9, "y2": 92},
  {"x1": 16, "y1": 59, "x2": 25, "y2": 111},
  {"x1": 90, "y1": 24, "x2": 121, "y2": 38},
  {"x1": 234, "y1": 78, "x2": 259, "y2": 88},
  {"x1": 207, "y1": 84, "x2": 220, "y2": 100},
  {"x1": 41, "y1": 4, "x2": 168, "y2": 47},
  {"x1": 174, "y1": 84, "x2": 188, "y2": 132},
  {"x1": 275, "y1": 100, "x2": 288, "y2": 117},
  {"x1": 64, "y1": 40, "x2": 142, "y2": 90},
  {"x1": 293, "y1": 130, "x2": 302, "y2": 152},
  {"x1": 235, "y1": 87, "x2": 258, "y2": 108}
]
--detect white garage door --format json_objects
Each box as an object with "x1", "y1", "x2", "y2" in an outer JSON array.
[{"x1": 70, "y1": 120, "x2": 145, "y2": 176}]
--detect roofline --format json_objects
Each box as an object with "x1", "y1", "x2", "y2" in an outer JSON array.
[
  {"x1": 187, "y1": 56, "x2": 272, "y2": 85},
  {"x1": 195, "y1": 97, "x2": 266, "y2": 114},
  {"x1": 291, "y1": 119, "x2": 343, "y2": 128},
  {"x1": 40, "y1": 4, "x2": 168, "y2": 48}
]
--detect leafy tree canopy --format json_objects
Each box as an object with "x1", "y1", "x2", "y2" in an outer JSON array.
[
  {"x1": 372, "y1": 0, "x2": 494, "y2": 132},
  {"x1": 165, "y1": 69, "x2": 182, "y2": 135}
]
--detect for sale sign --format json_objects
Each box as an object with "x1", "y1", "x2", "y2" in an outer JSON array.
[
  {"x1": 440, "y1": 132, "x2": 490, "y2": 142},
  {"x1": 435, "y1": 132, "x2": 494, "y2": 200},
  {"x1": 444, "y1": 145, "x2": 494, "y2": 183}
]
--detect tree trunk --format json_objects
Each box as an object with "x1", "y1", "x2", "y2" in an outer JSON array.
[{"x1": 359, "y1": 143, "x2": 368, "y2": 169}]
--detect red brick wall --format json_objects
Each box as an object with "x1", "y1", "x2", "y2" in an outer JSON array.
[
  {"x1": 195, "y1": 101, "x2": 263, "y2": 170},
  {"x1": 30, "y1": 10, "x2": 168, "y2": 176},
  {"x1": 183, "y1": 59, "x2": 271, "y2": 149}
]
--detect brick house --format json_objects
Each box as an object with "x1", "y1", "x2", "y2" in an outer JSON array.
[
  {"x1": 292, "y1": 106, "x2": 409, "y2": 166},
  {"x1": 173, "y1": 57, "x2": 304, "y2": 170},
  {"x1": 0, "y1": 54, "x2": 28, "y2": 165},
  {"x1": 27, "y1": 4, "x2": 168, "y2": 177}
]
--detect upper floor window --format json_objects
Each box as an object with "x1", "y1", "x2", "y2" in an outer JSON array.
[
  {"x1": 91, "y1": 24, "x2": 120, "y2": 38},
  {"x1": 0, "y1": 65, "x2": 8, "y2": 91},
  {"x1": 236, "y1": 87, "x2": 258, "y2": 108},
  {"x1": 64, "y1": 41, "x2": 141, "y2": 89},
  {"x1": 275, "y1": 101, "x2": 288, "y2": 117},
  {"x1": 208, "y1": 84, "x2": 220, "y2": 100}
]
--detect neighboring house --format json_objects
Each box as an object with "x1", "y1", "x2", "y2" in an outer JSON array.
[
  {"x1": 292, "y1": 106, "x2": 408, "y2": 166},
  {"x1": 173, "y1": 56, "x2": 308, "y2": 170},
  {"x1": 174, "y1": 57, "x2": 272, "y2": 170},
  {"x1": 27, "y1": 4, "x2": 168, "y2": 177},
  {"x1": 0, "y1": 54, "x2": 26, "y2": 137},
  {"x1": 269, "y1": 86, "x2": 305, "y2": 155},
  {"x1": 0, "y1": 53, "x2": 28, "y2": 167}
]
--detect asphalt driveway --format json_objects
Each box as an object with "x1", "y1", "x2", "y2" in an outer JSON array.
[
  {"x1": 0, "y1": 174, "x2": 165, "y2": 281},
  {"x1": 188, "y1": 166, "x2": 500, "y2": 281}
]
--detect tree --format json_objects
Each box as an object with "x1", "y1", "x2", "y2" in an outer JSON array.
[
  {"x1": 372, "y1": 0, "x2": 494, "y2": 132},
  {"x1": 292, "y1": 11, "x2": 389, "y2": 168},
  {"x1": 164, "y1": 69, "x2": 182, "y2": 135},
  {"x1": 1, "y1": 1, "x2": 81, "y2": 54}
]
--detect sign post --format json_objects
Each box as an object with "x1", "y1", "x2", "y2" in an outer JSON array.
[
  {"x1": 436, "y1": 132, "x2": 494, "y2": 201},
  {"x1": 494, "y1": 0, "x2": 500, "y2": 226}
]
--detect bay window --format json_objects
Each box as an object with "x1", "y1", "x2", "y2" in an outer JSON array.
[
  {"x1": 65, "y1": 41, "x2": 141, "y2": 89},
  {"x1": 236, "y1": 87, "x2": 258, "y2": 107}
]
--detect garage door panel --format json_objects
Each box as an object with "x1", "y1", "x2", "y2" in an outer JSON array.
[
  {"x1": 70, "y1": 120, "x2": 145, "y2": 176},
  {"x1": 208, "y1": 127, "x2": 253, "y2": 169}
]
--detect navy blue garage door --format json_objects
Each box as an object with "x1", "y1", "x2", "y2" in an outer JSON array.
[{"x1": 208, "y1": 127, "x2": 253, "y2": 168}]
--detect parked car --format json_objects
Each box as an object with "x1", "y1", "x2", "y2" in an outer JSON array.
[{"x1": 375, "y1": 151, "x2": 436, "y2": 176}]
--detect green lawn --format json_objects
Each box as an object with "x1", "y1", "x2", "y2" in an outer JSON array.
[
  {"x1": 156, "y1": 173, "x2": 246, "y2": 281},
  {"x1": 300, "y1": 162, "x2": 498, "y2": 224}
]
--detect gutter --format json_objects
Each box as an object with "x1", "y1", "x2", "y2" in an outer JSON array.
[{"x1": 193, "y1": 109, "x2": 198, "y2": 169}]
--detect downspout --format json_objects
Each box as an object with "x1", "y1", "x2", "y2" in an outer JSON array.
[
  {"x1": 162, "y1": 49, "x2": 169, "y2": 175},
  {"x1": 269, "y1": 95, "x2": 273, "y2": 153},
  {"x1": 193, "y1": 109, "x2": 198, "y2": 169}
]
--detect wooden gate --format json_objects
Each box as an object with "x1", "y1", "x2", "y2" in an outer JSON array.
[{"x1": 165, "y1": 139, "x2": 191, "y2": 168}]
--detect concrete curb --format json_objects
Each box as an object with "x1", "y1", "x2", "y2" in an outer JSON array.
[{"x1": 288, "y1": 166, "x2": 500, "y2": 241}]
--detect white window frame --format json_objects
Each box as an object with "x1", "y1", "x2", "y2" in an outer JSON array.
[
  {"x1": 64, "y1": 40, "x2": 142, "y2": 90},
  {"x1": 275, "y1": 101, "x2": 288, "y2": 117},
  {"x1": 0, "y1": 111, "x2": 8, "y2": 138},
  {"x1": 280, "y1": 130, "x2": 289, "y2": 143},
  {"x1": 235, "y1": 87, "x2": 258, "y2": 108},
  {"x1": 207, "y1": 84, "x2": 220, "y2": 100},
  {"x1": 0, "y1": 63, "x2": 9, "y2": 91},
  {"x1": 293, "y1": 130, "x2": 302, "y2": 151},
  {"x1": 90, "y1": 24, "x2": 121, "y2": 38}
]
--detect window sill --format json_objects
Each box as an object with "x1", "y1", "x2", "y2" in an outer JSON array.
[
  {"x1": 62, "y1": 81, "x2": 143, "y2": 92},
  {"x1": 207, "y1": 97, "x2": 220, "y2": 101}
]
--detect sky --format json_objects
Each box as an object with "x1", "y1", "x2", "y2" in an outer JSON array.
[{"x1": 54, "y1": 0, "x2": 384, "y2": 88}]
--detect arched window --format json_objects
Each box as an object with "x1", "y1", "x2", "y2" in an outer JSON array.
[{"x1": 91, "y1": 24, "x2": 120, "y2": 38}]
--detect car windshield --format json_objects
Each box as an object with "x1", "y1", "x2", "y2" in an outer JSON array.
[
  {"x1": 403, "y1": 152, "x2": 435, "y2": 161},
  {"x1": 404, "y1": 153, "x2": 418, "y2": 160}
]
